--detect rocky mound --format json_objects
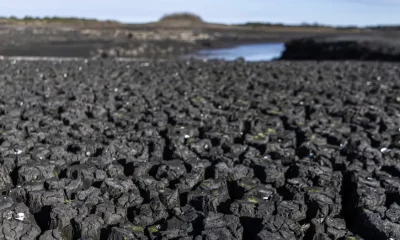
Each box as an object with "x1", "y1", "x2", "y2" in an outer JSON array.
[{"x1": 157, "y1": 13, "x2": 204, "y2": 26}]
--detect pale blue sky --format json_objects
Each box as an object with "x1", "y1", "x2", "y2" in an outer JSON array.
[{"x1": 0, "y1": 0, "x2": 398, "y2": 26}]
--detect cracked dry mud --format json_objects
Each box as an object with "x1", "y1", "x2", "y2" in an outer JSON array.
[{"x1": 0, "y1": 59, "x2": 400, "y2": 240}]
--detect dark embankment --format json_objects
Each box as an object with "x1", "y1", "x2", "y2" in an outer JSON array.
[{"x1": 280, "y1": 35, "x2": 400, "y2": 61}]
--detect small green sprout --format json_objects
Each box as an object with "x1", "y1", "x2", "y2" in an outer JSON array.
[
  {"x1": 247, "y1": 197, "x2": 259, "y2": 204},
  {"x1": 132, "y1": 226, "x2": 144, "y2": 233}
]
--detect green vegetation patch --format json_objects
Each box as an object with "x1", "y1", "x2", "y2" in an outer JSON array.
[
  {"x1": 148, "y1": 225, "x2": 160, "y2": 233},
  {"x1": 132, "y1": 226, "x2": 144, "y2": 233}
]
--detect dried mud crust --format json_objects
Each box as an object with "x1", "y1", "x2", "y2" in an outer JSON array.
[{"x1": 0, "y1": 59, "x2": 400, "y2": 240}]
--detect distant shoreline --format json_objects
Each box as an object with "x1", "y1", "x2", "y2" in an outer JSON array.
[{"x1": 0, "y1": 13, "x2": 398, "y2": 60}]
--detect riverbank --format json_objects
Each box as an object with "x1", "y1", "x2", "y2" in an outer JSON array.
[{"x1": 280, "y1": 33, "x2": 400, "y2": 61}]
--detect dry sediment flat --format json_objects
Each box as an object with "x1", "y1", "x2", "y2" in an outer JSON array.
[{"x1": 0, "y1": 59, "x2": 400, "y2": 240}]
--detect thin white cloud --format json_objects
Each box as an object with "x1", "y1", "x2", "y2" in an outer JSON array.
[{"x1": 335, "y1": 0, "x2": 400, "y2": 6}]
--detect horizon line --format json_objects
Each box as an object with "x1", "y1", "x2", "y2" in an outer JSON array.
[{"x1": 1, "y1": 13, "x2": 399, "y2": 28}]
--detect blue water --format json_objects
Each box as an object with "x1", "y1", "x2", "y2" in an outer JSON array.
[{"x1": 188, "y1": 43, "x2": 285, "y2": 61}]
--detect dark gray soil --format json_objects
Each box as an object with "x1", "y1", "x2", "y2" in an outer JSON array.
[{"x1": 0, "y1": 58, "x2": 400, "y2": 239}]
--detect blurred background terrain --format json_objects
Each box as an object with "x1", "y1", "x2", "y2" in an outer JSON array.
[{"x1": 0, "y1": 0, "x2": 399, "y2": 60}]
